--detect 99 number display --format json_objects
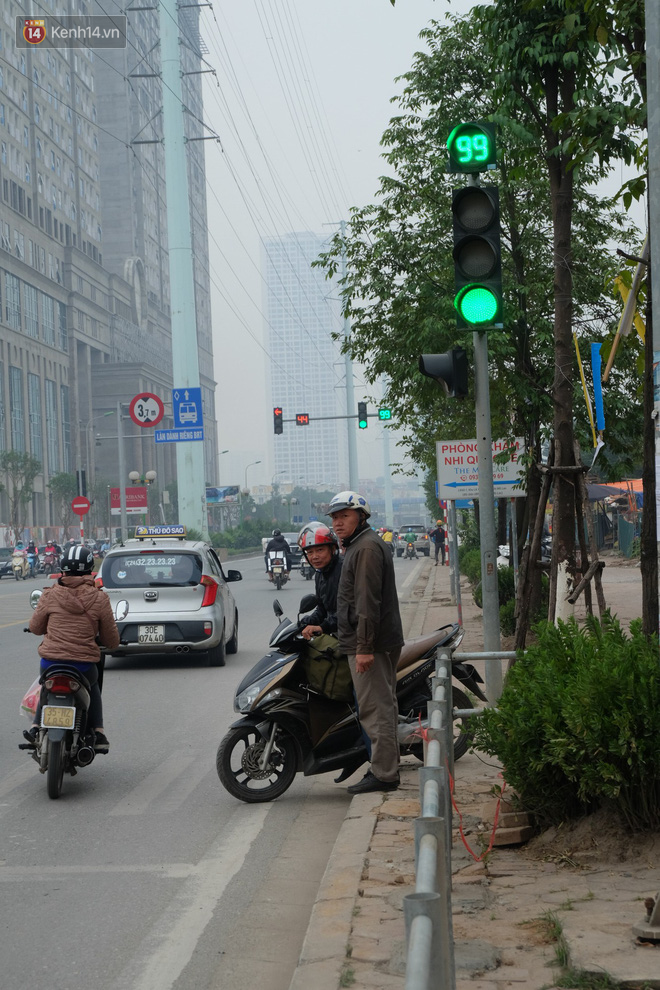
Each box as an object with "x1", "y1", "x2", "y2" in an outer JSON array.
[{"x1": 447, "y1": 122, "x2": 497, "y2": 173}]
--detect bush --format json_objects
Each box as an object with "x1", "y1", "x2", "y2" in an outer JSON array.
[
  {"x1": 471, "y1": 614, "x2": 660, "y2": 831},
  {"x1": 460, "y1": 548, "x2": 481, "y2": 585}
]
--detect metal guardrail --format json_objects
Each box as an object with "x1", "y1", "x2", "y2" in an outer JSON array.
[{"x1": 403, "y1": 645, "x2": 511, "y2": 990}]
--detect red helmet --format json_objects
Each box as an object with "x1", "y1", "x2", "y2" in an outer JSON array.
[{"x1": 299, "y1": 525, "x2": 338, "y2": 555}]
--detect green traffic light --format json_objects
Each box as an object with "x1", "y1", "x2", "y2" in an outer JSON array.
[{"x1": 455, "y1": 285, "x2": 499, "y2": 325}]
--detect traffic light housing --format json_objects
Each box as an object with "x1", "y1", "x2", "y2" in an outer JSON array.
[
  {"x1": 419, "y1": 347, "x2": 469, "y2": 398},
  {"x1": 447, "y1": 121, "x2": 497, "y2": 173},
  {"x1": 357, "y1": 402, "x2": 368, "y2": 429},
  {"x1": 273, "y1": 406, "x2": 283, "y2": 435},
  {"x1": 452, "y1": 184, "x2": 502, "y2": 329}
]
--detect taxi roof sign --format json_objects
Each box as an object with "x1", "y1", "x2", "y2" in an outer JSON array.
[{"x1": 134, "y1": 525, "x2": 186, "y2": 538}]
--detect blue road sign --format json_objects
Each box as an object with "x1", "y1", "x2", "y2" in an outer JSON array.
[
  {"x1": 172, "y1": 387, "x2": 203, "y2": 430},
  {"x1": 155, "y1": 427, "x2": 205, "y2": 444}
]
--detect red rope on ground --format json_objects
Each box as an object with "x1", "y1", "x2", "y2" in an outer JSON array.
[{"x1": 449, "y1": 766, "x2": 506, "y2": 862}]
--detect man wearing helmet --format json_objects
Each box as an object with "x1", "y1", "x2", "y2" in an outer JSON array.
[
  {"x1": 264, "y1": 528, "x2": 292, "y2": 579},
  {"x1": 328, "y1": 490, "x2": 404, "y2": 794},
  {"x1": 430, "y1": 519, "x2": 446, "y2": 566},
  {"x1": 23, "y1": 544, "x2": 120, "y2": 753},
  {"x1": 298, "y1": 526, "x2": 342, "y2": 639}
]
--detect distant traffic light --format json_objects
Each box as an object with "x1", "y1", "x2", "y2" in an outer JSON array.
[
  {"x1": 273, "y1": 406, "x2": 283, "y2": 435},
  {"x1": 447, "y1": 122, "x2": 497, "y2": 174},
  {"x1": 357, "y1": 401, "x2": 368, "y2": 429},
  {"x1": 451, "y1": 184, "x2": 502, "y2": 329},
  {"x1": 419, "y1": 347, "x2": 469, "y2": 398},
  {"x1": 378, "y1": 408, "x2": 392, "y2": 421}
]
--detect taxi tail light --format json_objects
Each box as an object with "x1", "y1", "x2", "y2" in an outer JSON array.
[
  {"x1": 203, "y1": 621, "x2": 212, "y2": 637},
  {"x1": 44, "y1": 676, "x2": 79, "y2": 692},
  {"x1": 200, "y1": 575, "x2": 219, "y2": 607}
]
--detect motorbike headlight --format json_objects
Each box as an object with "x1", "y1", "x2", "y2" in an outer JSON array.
[{"x1": 235, "y1": 673, "x2": 275, "y2": 712}]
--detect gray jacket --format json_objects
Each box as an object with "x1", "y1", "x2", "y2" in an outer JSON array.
[{"x1": 337, "y1": 525, "x2": 404, "y2": 655}]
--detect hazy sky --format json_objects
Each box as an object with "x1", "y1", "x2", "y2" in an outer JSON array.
[{"x1": 201, "y1": 0, "x2": 479, "y2": 489}]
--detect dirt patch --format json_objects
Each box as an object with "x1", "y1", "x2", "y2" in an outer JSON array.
[{"x1": 523, "y1": 806, "x2": 660, "y2": 867}]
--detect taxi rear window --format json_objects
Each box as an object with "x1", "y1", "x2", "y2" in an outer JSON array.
[{"x1": 102, "y1": 552, "x2": 203, "y2": 588}]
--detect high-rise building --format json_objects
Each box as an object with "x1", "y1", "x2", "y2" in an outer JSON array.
[
  {"x1": 0, "y1": 0, "x2": 217, "y2": 534},
  {"x1": 263, "y1": 232, "x2": 345, "y2": 490}
]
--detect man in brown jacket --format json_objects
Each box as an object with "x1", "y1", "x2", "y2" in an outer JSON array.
[
  {"x1": 329, "y1": 490, "x2": 404, "y2": 794},
  {"x1": 24, "y1": 544, "x2": 120, "y2": 752}
]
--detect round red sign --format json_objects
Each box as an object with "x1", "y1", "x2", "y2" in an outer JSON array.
[
  {"x1": 71, "y1": 496, "x2": 91, "y2": 516},
  {"x1": 129, "y1": 392, "x2": 165, "y2": 428}
]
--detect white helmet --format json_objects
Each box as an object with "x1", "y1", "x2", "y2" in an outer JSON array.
[{"x1": 327, "y1": 490, "x2": 371, "y2": 519}]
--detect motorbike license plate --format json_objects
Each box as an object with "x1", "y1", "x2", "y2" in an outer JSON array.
[
  {"x1": 41, "y1": 706, "x2": 75, "y2": 729},
  {"x1": 139, "y1": 624, "x2": 165, "y2": 644}
]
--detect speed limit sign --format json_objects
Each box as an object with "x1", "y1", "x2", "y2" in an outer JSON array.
[{"x1": 129, "y1": 392, "x2": 165, "y2": 428}]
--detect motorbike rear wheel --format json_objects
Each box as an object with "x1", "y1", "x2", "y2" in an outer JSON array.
[
  {"x1": 216, "y1": 725, "x2": 298, "y2": 803},
  {"x1": 46, "y1": 739, "x2": 65, "y2": 799},
  {"x1": 401, "y1": 686, "x2": 474, "y2": 762},
  {"x1": 275, "y1": 574, "x2": 282, "y2": 591}
]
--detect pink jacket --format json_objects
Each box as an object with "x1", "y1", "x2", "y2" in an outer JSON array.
[{"x1": 29, "y1": 575, "x2": 120, "y2": 664}]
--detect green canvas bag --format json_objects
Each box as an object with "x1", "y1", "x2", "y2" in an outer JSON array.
[{"x1": 303, "y1": 634, "x2": 354, "y2": 703}]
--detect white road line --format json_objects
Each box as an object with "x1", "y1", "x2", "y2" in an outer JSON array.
[
  {"x1": 397, "y1": 557, "x2": 425, "y2": 595},
  {"x1": 0, "y1": 862, "x2": 195, "y2": 880},
  {"x1": 110, "y1": 803, "x2": 270, "y2": 990},
  {"x1": 0, "y1": 763, "x2": 40, "y2": 801},
  {"x1": 154, "y1": 758, "x2": 214, "y2": 814},
  {"x1": 108, "y1": 753, "x2": 196, "y2": 816}
]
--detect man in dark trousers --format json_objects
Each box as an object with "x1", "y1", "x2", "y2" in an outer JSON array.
[
  {"x1": 430, "y1": 519, "x2": 446, "y2": 566},
  {"x1": 264, "y1": 529, "x2": 291, "y2": 578},
  {"x1": 328, "y1": 490, "x2": 404, "y2": 794}
]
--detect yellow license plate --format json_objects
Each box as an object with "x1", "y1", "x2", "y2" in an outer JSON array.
[
  {"x1": 139, "y1": 624, "x2": 165, "y2": 644},
  {"x1": 41, "y1": 706, "x2": 75, "y2": 729}
]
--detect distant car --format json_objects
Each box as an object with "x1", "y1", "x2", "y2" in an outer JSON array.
[
  {"x1": 97, "y1": 536, "x2": 242, "y2": 666},
  {"x1": 0, "y1": 547, "x2": 13, "y2": 579},
  {"x1": 396, "y1": 525, "x2": 431, "y2": 557}
]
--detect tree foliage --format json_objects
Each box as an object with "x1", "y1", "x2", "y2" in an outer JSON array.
[
  {"x1": 48, "y1": 472, "x2": 78, "y2": 533},
  {"x1": 0, "y1": 451, "x2": 42, "y2": 543}
]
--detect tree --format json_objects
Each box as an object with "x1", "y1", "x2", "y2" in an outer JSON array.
[
  {"x1": 48, "y1": 472, "x2": 77, "y2": 534},
  {"x1": 0, "y1": 451, "x2": 42, "y2": 543}
]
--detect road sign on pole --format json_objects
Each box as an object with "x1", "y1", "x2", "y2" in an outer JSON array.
[
  {"x1": 436, "y1": 438, "x2": 526, "y2": 501},
  {"x1": 71, "y1": 495, "x2": 91, "y2": 541},
  {"x1": 129, "y1": 392, "x2": 165, "y2": 427}
]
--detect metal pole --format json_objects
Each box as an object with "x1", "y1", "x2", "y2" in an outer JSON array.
[
  {"x1": 450, "y1": 500, "x2": 462, "y2": 627},
  {"x1": 646, "y1": 1, "x2": 660, "y2": 638},
  {"x1": 473, "y1": 329, "x2": 502, "y2": 700},
  {"x1": 160, "y1": 0, "x2": 206, "y2": 537},
  {"x1": 117, "y1": 401, "x2": 128, "y2": 543},
  {"x1": 340, "y1": 220, "x2": 359, "y2": 488},
  {"x1": 382, "y1": 378, "x2": 394, "y2": 527}
]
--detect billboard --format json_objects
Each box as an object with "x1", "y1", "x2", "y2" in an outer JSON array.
[
  {"x1": 110, "y1": 486, "x2": 148, "y2": 515},
  {"x1": 206, "y1": 486, "x2": 240, "y2": 504}
]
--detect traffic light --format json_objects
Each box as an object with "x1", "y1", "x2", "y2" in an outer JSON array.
[
  {"x1": 451, "y1": 184, "x2": 502, "y2": 329},
  {"x1": 295, "y1": 413, "x2": 309, "y2": 426},
  {"x1": 273, "y1": 406, "x2": 283, "y2": 435},
  {"x1": 357, "y1": 401, "x2": 368, "y2": 429},
  {"x1": 419, "y1": 347, "x2": 469, "y2": 398},
  {"x1": 378, "y1": 408, "x2": 392, "y2": 421},
  {"x1": 447, "y1": 121, "x2": 497, "y2": 174}
]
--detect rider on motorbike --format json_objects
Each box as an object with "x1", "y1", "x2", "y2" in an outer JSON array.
[
  {"x1": 27, "y1": 540, "x2": 38, "y2": 577},
  {"x1": 23, "y1": 544, "x2": 120, "y2": 753},
  {"x1": 264, "y1": 529, "x2": 292, "y2": 579},
  {"x1": 299, "y1": 526, "x2": 342, "y2": 640}
]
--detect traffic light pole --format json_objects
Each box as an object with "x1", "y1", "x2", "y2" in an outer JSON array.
[
  {"x1": 474, "y1": 328, "x2": 502, "y2": 701},
  {"x1": 341, "y1": 221, "x2": 359, "y2": 489}
]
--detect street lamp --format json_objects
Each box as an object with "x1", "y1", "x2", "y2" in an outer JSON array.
[
  {"x1": 244, "y1": 460, "x2": 262, "y2": 492},
  {"x1": 128, "y1": 470, "x2": 157, "y2": 525}
]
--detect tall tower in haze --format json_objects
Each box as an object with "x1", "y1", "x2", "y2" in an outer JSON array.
[{"x1": 263, "y1": 232, "x2": 345, "y2": 492}]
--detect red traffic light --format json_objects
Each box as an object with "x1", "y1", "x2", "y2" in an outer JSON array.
[{"x1": 273, "y1": 407, "x2": 284, "y2": 435}]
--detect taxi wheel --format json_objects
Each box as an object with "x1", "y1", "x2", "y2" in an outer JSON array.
[
  {"x1": 226, "y1": 612, "x2": 239, "y2": 655},
  {"x1": 207, "y1": 635, "x2": 226, "y2": 667}
]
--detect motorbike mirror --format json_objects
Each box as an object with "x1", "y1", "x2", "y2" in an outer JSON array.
[
  {"x1": 299, "y1": 593, "x2": 319, "y2": 614},
  {"x1": 29, "y1": 589, "x2": 43, "y2": 610},
  {"x1": 273, "y1": 599, "x2": 284, "y2": 618}
]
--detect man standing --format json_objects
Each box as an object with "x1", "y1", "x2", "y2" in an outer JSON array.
[
  {"x1": 328, "y1": 490, "x2": 404, "y2": 794},
  {"x1": 430, "y1": 519, "x2": 446, "y2": 566}
]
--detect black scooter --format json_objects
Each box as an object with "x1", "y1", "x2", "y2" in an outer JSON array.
[{"x1": 216, "y1": 597, "x2": 487, "y2": 803}]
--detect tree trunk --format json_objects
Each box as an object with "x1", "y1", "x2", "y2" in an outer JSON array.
[{"x1": 641, "y1": 267, "x2": 658, "y2": 636}]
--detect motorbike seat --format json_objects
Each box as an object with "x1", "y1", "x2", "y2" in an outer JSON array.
[{"x1": 397, "y1": 628, "x2": 453, "y2": 671}]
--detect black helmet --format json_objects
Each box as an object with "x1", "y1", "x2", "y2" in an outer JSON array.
[
  {"x1": 61, "y1": 544, "x2": 94, "y2": 575},
  {"x1": 272, "y1": 529, "x2": 281, "y2": 537}
]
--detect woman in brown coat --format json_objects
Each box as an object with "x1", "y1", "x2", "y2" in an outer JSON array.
[{"x1": 24, "y1": 544, "x2": 120, "y2": 752}]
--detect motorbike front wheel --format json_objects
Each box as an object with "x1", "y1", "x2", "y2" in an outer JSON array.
[
  {"x1": 216, "y1": 725, "x2": 298, "y2": 803},
  {"x1": 46, "y1": 739, "x2": 65, "y2": 799}
]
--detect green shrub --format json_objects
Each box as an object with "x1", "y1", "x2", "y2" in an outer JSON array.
[
  {"x1": 460, "y1": 548, "x2": 481, "y2": 584},
  {"x1": 471, "y1": 614, "x2": 660, "y2": 831}
]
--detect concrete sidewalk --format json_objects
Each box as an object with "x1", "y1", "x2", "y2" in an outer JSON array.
[{"x1": 289, "y1": 553, "x2": 660, "y2": 990}]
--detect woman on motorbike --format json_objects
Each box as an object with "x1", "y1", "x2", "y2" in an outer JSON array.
[
  {"x1": 23, "y1": 544, "x2": 120, "y2": 753},
  {"x1": 298, "y1": 526, "x2": 342, "y2": 639}
]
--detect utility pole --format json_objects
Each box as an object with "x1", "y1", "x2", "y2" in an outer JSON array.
[
  {"x1": 382, "y1": 378, "x2": 394, "y2": 527},
  {"x1": 160, "y1": 0, "x2": 207, "y2": 536},
  {"x1": 340, "y1": 220, "x2": 359, "y2": 489},
  {"x1": 646, "y1": 2, "x2": 660, "y2": 637}
]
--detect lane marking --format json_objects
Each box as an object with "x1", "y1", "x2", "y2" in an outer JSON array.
[
  {"x1": 0, "y1": 862, "x2": 195, "y2": 881},
  {"x1": 397, "y1": 557, "x2": 425, "y2": 595},
  {"x1": 0, "y1": 763, "x2": 40, "y2": 800},
  {"x1": 108, "y1": 753, "x2": 196, "y2": 816},
  {"x1": 110, "y1": 803, "x2": 270, "y2": 990}
]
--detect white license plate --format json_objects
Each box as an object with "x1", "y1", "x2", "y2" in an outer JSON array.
[
  {"x1": 41, "y1": 706, "x2": 75, "y2": 729},
  {"x1": 138, "y1": 624, "x2": 165, "y2": 644}
]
